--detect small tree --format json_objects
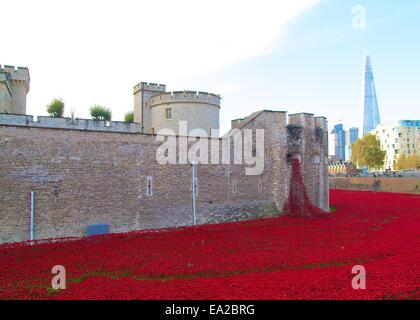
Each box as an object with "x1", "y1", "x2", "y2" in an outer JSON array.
[
  {"x1": 124, "y1": 112, "x2": 134, "y2": 123},
  {"x1": 47, "y1": 98, "x2": 65, "y2": 118},
  {"x1": 90, "y1": 105, "x2": 112, "y2": 121},
  {"x1": 395, "y1": 154, "x2": 420, "y2": 170},
  {"x1": 351, "y1": 134, "x2": 386, "y2": 171}
]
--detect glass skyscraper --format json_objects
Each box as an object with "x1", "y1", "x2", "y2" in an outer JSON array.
[
  {"x1": 345, "y1": 127, "x2": 359, "y2": 161},
  {"x1": 332, "y1": 124, "x2": 346, "y2": 161},
  {"x1": 362, "y1": 55, "x2": 381, "y2": 136}
]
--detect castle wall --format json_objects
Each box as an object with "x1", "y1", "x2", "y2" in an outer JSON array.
[
  {"x1": 330, "y1": 177, "x2": 420, "y2": 194},
  {"x1": 0, "y1": 114, "x2": 143, "y2": 133},
  {"x1": 0, "y1": 111, "x2": 328, "y2": 244}
]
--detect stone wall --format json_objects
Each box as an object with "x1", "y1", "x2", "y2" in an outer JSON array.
[
  {"x1": 0, "y1": 113, "x2": 142, "y2": 134},
  {"x1": 330, "y1": 177, "x2": 420, "y2": 194},
  {"x1": 150, "y1": 99, "x2": 219, "y2": 136},
  {"x1": 0, "y1": 111, "x2": 329, "y2": 243}
]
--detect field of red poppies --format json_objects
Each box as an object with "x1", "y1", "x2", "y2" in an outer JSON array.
[{"x1": 0, "y1": 190, "x2": 419, "y2": 300}]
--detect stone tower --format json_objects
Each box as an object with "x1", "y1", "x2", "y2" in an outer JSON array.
[
  {"x1": 0, "y1": 65, "x2": 30, "y2": 115},
  {"x1": 133, "y1": 82, "x2": 167, "y2": 133},
  {"x1": 147, "y1": 91, "x2": 220, "y2": 136},
  {"x1": 133, "y1": 81, "x2": 221, "y2": 136}
]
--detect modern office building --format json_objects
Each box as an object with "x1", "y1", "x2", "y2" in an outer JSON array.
[
  {"x1": 345, "y1": 127, "x2": 359, "y2": 161},
  {"x1": 370, "y1": 120, "x2": 420, "y2": 170},
  {"x1": 332, "y1": 124, "x2": 346, "y2": 161},
  {"x1": 361, "y1": 55, "x2": 381, "y2": 137}
]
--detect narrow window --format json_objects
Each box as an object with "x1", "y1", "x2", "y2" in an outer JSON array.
[
  {"x1": 146, "y1": 176, "x2": 153, "y2": 196},
  {"x1": 165, "y1": 108, "x2": 172, "y2": 120},
  {"x1": 232, "y1": 181, "x2": 237, "y2": 194}
]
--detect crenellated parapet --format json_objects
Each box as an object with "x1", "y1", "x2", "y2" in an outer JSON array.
[
  {"x1": 148, "y1": 91, "x2": 221, "y2": 108},
  {"x1": 0, "y1": 64, "x2": 30, "y2": 115},
  {"x1": 286, "y1": 113, "x2": 328, "y2": 155},
  {"x1": 133, "y1": 82, "x2": 166, "y2": 94},
  {"x1": 0, "y1": 113, "x2": 142, "y2": 133}
]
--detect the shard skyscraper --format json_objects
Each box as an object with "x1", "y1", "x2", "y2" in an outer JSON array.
[{"x1": 362, "y1": 55, "x2": 381, "y2": 136}]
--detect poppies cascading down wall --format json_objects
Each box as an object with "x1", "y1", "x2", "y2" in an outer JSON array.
[{"x1": 282, "y1": 159, "x2": 327, "y2": 218}]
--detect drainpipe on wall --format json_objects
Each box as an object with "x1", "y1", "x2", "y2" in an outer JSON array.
[
  {"x1": 141, "y1": 83, "x2": 144, "y2": 133},
  {"x1": 192, "y1": 162, "x2": 196, "y2": 226},
  {"x1": 30, "y1": 191, "x2": 35, "y2": 241}
]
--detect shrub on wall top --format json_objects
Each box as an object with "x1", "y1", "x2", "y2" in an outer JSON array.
[
  {"x1": 124, "y1": 111, "x2": 134, "y2": 123},
  {"x1": 90, "y1": 105, "x2": 112, "y2": 121},
  {"x1": 46, "y1": 98, "x2": 65, "y2": 118}
]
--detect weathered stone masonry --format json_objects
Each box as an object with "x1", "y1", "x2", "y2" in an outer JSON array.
[{"x1": 0, "y1": 111, "x2": 328, "y2": 244}]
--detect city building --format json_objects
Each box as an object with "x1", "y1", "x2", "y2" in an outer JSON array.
[
  {"x1": 345, "y1": 127, "x2": 359, "y2": 161},
  {"x1": 371, "y1": 120, "x2": 420, "y2": 170},
  {"x1": 331, "y1": 124, "x2": 346, "y2": 161},
  {"x1": 0, "y1": 65, "x2": 30, "y2": 115},
  {"x1": 361, "y1": 55, "x2": 381, "y2": 137}
]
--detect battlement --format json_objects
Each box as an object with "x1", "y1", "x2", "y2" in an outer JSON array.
[
  {"x1": 286, "y1": 113, "x2": 328, "y2": 134},
  {"x1": 0, "y1": 113, "x2": 142, "y2": 134},
  {"x1": 0, "y1": 64, "x2": 30, "y2": 83},
  {"x1": 148, "y1": 91, "x2": 221, "y2": 108},
  {"x1": 288, "y1": 113, "x2": 316, "y2": 128},
  {"x1": 133, "y1": 82, "x2": 167, "y2": 94},
  {"x1": 315, "y1": 116, "x2": 328, "y2": 131},
  {"x1": 0, "y1": 64, "x2": 30, "y2": 115},
  {"x1": 285, "y1": 113, "x2": 328, "y2": 154},
  {"x1": 0, "y1": 72, "x2": 11, "y2": 83}
]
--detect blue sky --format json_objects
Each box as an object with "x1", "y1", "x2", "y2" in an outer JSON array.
[
  {"x1": 195, "y1": 0, "x2": 420, "y2": 134},
  {"x1": 3, "y1": 0, "x2": 420, "y2": 138}
]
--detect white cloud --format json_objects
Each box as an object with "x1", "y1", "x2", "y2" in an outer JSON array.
[{"x1": 1, "y1": 0, "x2": 320, "y2": 120}]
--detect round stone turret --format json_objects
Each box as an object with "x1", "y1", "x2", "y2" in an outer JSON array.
[{"x1": 147, "y1": 91, "x2": 220, "y2": 136}]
